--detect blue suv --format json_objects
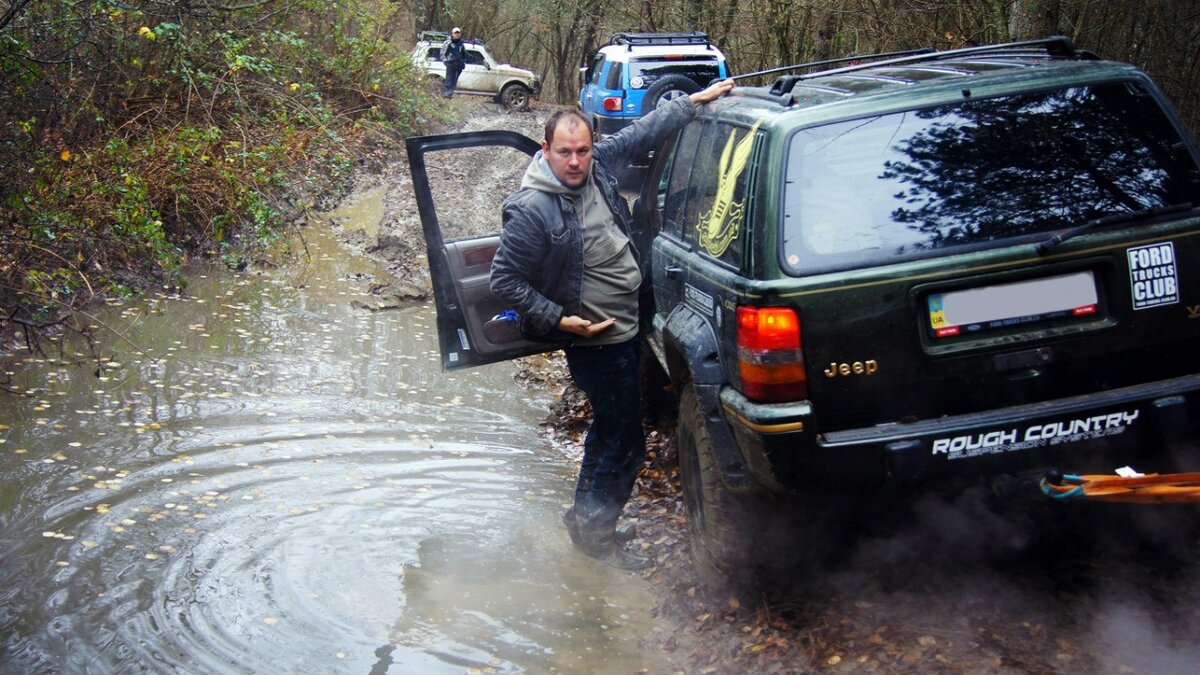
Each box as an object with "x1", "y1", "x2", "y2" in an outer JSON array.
[{"x1": 579, "y1": 32, "x2": 729, "y2": 139}]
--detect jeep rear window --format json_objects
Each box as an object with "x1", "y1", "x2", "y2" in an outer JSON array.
[
  {"x1": 628, "y1": 57, "x2": 721, "y2": 89},
  {"x1": 782, "y1": 81, "x2": 1200, "y2": 274}
]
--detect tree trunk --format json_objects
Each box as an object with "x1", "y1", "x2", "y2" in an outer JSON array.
[{"x1": 1009, "y1": 0, "x2": 1062, "y2": 39}]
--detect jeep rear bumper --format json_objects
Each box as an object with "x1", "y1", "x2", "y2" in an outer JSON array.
[{"x1": 719, "y1": 373, "x2": 1200, "y2": 493}]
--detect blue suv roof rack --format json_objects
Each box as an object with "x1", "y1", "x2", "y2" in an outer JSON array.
[{"x1": 611, "y1": 31, "x2": 713, "y2": 50}]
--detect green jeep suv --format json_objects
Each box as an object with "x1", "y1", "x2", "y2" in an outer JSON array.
[
  {"x1": 639, "y1": 36, "x2": 1200, "y2": 585},
  {"x1": 406, "y1": 37, "x2": 1200, "y2": 590}
]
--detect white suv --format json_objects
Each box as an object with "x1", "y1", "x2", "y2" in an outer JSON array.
[{"x1": 410, "y1": 32, "x2": 541, "y2": 111}]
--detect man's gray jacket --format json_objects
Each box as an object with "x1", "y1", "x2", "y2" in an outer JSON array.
[{"x1": 489, "y1": 96, "x2": 699, "y2": 340}]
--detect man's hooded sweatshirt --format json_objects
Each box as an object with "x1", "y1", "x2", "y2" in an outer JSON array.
[
  {"x1": 518, "y1": 156, "x2": 640, "y2": 346},
  {"x1": 490, "y1": 95, "x2": 699, "y2": 344}
]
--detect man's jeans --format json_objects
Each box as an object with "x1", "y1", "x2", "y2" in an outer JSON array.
[
  {"x1": 443, "y1": 61, "x2": 464, "y2": 97},
  {"x1": 564, "y1": 338, "x2": 646, "y2": 539}
]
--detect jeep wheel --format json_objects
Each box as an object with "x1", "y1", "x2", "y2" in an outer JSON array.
[
  {"x1": 643, "y1": 75, "x2": 700, "y2": 113},
  {"x1": 677, "y1": 383, "x2": 766, "y2": 591},
  {"x1": 499, "y1": 83, "x2": 531, "y2": 111}
]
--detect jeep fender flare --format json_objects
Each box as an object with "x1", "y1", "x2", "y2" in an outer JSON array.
[{"x1": 662, "y1": 306, "x2": 751, "y2": 489}]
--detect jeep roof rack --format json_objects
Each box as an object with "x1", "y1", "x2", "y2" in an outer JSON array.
[
  {"x1": 733, "y1": 48, "x2": 936, "y2": 84},
  {"x1": 611, "y1": 31, "x2": 713, "y2": 51},
  {"x1": 765, "y1": 36, "x2": 1092, "y2": 97}
]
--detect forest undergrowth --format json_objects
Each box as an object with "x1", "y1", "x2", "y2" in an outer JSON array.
[{"x1": 1, "y1": 1, "x2": 443, "y2": 353}]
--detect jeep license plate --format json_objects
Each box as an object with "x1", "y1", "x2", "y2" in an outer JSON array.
[{"x1": 928, "y1": 271, "x2": 1098, "y2": 338}]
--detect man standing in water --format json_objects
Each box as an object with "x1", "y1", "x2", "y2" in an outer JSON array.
[
  {"x1": 490, "y1": 78, "x2": 735, "y2": 570},
  {"x1": 440, "y1": 28, "x2": 466, "y2": 98}
]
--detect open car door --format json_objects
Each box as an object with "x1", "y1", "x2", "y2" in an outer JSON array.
[{"x1": 406, "y1": 130, "x2": 559, "y2": 371}]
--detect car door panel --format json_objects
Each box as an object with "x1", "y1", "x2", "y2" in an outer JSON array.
[
  {"x1": 458, "y1": 49, "x2": 489, "y2": 92},
  {"x1": 443, "y1": 237, "x2": 517, "y2": 355},
  {"x1": 406, "y1": 130, "x2": 556, "y2": 371}
]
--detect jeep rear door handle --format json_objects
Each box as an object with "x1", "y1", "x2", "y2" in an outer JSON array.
[{"x1": 664, "y1": 265, "x2": 683, "y2": 279}]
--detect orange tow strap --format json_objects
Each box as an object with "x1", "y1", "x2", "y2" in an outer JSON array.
[{"x1": 1040, "y1": 472, "x2": 1200, "y2": 503}]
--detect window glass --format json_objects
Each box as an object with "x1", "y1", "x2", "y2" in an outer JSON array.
[
  {"x1": 464, "y1": 49, "x2": 486, "y2": 66},
  {"x1": 684, "y1": 121, "x2": 759, "y2": 267},
  {"x1": 628, "y1": 57, "x2": 721, "y2": 90},
  {"x1": 782, "y1": 81, "x2": 1200, "y2": 274},
  {"x1": 604, "y1": 62, "x2": 623, "y2": 90},
  {"x1": 659, "y1": 123, "x2": 704, "y2": 238},
  {"x1": 588, "y1": 55, "x2": 605, "y2": 86}
]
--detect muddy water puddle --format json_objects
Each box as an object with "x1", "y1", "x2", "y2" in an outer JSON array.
[{"x1": 0, "y1": 219, "x2": 676, "y2": 673}]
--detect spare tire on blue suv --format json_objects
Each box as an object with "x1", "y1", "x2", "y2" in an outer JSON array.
[{"x1": 642, "y1": 74, "x2": 701, "y2": 114}]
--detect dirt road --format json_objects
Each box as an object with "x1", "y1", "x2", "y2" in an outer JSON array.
[{"x1": 347, "y1": 98, "x2": 1200, "y2": 674}]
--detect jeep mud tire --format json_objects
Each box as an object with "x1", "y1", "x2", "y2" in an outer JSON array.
[
  {"x1": 643, "y1": 75, "x2": 700, "y2": 113},
  {"x1": 499, "y1": 82, "x2": 531, "y2": 111},
  {"x1": 677, "y1": 383, "x2": 766, "y2": 592}
]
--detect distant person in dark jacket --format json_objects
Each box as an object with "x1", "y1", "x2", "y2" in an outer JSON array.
[
  {"x1": 490, "y1": 78, "x2": 735, "y2": 570},
  {"x1": 441, "y1": 28, "x2": 466, "y2": 98}
]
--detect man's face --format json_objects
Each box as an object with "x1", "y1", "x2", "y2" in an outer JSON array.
[
  {"x1": 452, "y1": 30, "x2": 461, "y2": 39},
  {"x1": 542, "y1": 118, "x2": 592, "y2": 188}
]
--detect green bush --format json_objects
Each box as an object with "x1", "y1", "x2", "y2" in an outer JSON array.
[{"x1": 0, "y1": 0, "x2": 434, "y2": 327}]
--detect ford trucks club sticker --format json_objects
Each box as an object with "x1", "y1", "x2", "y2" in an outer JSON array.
[
  {"x1": 1128, "y1": 241, "x2": 1179, "y2": 310},
  {"x1": 932, "y1": 410, "x2": 1139, "y2": 460}
]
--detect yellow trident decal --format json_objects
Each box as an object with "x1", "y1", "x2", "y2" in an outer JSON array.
[{"x1": 699, "y1": 121, "x2": 761, "y2": 257}]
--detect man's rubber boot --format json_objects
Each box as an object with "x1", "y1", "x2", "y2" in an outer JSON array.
[
  {"x1": 580, "y1": 532, "x2": 652, "y2": 571},
  {"x1": 576, "y1": 508, "x2": 651, "y2": 571},
  {"x1": 563, "y1": 506, "x2": 635, "y2": 547}
]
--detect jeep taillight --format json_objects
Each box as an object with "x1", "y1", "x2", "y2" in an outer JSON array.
[
  {"x1": 736, "y1": 306, "x2": 807, "y2": 402},
  {"x1": 602, "y1": 96, "x2": 623, "y2": 112}
]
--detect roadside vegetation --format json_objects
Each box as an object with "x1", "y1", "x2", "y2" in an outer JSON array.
[{"x1": 1, "y1": 1, "x2": 437, "y2": 349}]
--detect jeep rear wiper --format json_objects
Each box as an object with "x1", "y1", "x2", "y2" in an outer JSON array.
[{"x1": 1036, "y1": 202, "x2": 1197, "y2": 254}]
